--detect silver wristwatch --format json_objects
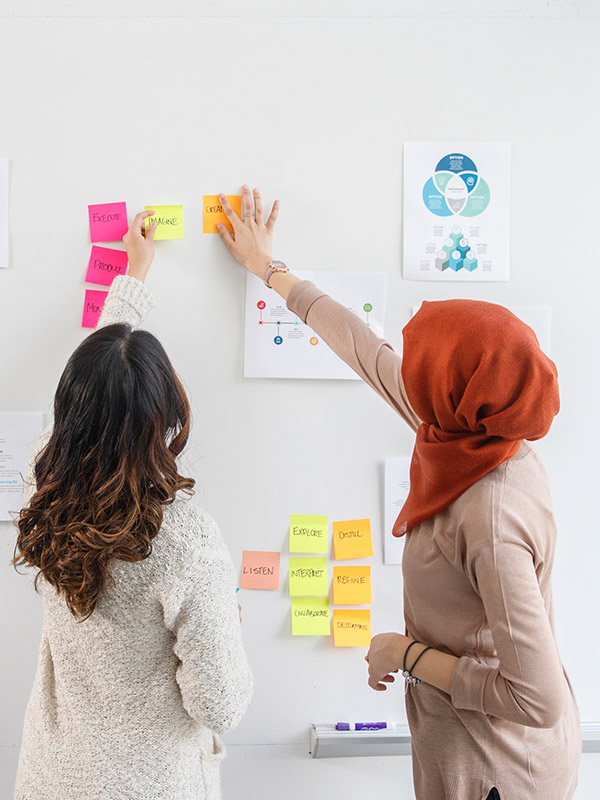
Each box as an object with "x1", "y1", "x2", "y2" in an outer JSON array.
[{"x1": 263, "y1": 260, "x2": 289, "y2": 288}]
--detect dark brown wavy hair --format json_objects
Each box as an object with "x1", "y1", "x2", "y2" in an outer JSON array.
[{"x1": 12, "y1": 323, "x2": 195, "y2": 621}]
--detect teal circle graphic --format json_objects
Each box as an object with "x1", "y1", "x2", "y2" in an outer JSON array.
[{"x1": 422, "y1": 153, "x2": 490, "y2": 217}]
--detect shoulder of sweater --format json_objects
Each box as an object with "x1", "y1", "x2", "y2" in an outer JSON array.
[{"x1": 155, "y1": 499, "x2": 229, "y2": 565}]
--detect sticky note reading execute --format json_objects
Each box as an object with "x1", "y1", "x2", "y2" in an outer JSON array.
[
  {"x1": 145, "y1": 206, "x2": 183, "y2": 240},
  {"x1": 240, "y1": 550, "x2": 280, "y2": 590},
  {"x1": 291, "y1": 597, "x2": 330, "y2": 636},
  {"x1": 332, "y1": 518, "x2": 373, "y2": 559},
  {"x1": 289, "y1": 557, "x2": 328, "y2": 596},
  {"x1": 333, "y1": 566, "x2": 371, "y2": 605},
  {"x1": 203, "y1": 195, "x2": 242, "y2": 234},
  {"x1": 88, "y1": 202, "x2": 128, "y2": 243},
  {"x1": 332, "y1": 609, "x2": 371, "y2": 647},
  {"x1": 289, "y1": 514, "x2": 328, "y2": 554}
]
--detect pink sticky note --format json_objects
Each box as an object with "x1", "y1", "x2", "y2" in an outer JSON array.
[
  {"x1": 85, "y1": 246, "x2": 128, "y2": 286},
  {"x1": 82, "y1": 289, "x2": 108, "y2": 329},
  {"x1": 88, "y1": 202, "x2": 128, "y2": 243},
  {"x1": 240, "y1": 551, "x2": 280, "y2": 590}
]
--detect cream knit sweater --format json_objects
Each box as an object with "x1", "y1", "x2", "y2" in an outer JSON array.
[{"x1": 14, "y1": 275, "x2": 253, "y2": 800}]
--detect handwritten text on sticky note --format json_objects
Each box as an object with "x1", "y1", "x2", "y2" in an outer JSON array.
[
  {"x1": 240, "y1": 550, "x2": 280, "y2": 590},
  {"x1": 203, "y1": 195, "x2": 242, "y2": 234},
  {"x1": 88, "y1": 202, "x2": 128, "y2": 243},
  {"x1": 332, "y1": 609, "x2": 371, "y2": 647},
  {"x1": 291, "y1": 597, "x2": 330, "y2": 636},
  {"x1": 289, "y1": 514, "x2": 328, "y2": 553},
  {"x1": 332, "y1": 566, "x2": 371, "y2": 605},
  {"x1": 332, "y1": 518, "x2": 373, "y2": 559},
  {"x1": 85, "y1": 246, "x2": 128, "y2": 286},
  {"x1": 289, "y1": 557, "x2": 328, "y2": 596},
  {"x1": 145, "y1": 205, "x2": 183, "y2": 240},
  {"x1": 82, "y1": 289, "x2": 108, "y2": 329}
]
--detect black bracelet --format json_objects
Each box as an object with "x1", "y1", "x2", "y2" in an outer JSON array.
[
  {"x1": 408, "y1": 645, "x2": 433, "y2": 677},
  {"x1": 403, "y1": 640, "x2": 422, "y2": 674}
]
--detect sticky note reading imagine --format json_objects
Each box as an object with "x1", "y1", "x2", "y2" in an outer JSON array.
[
  {"x1": 332, "y1": 609, "x2": 371, "y2": 647},
  {"x1": 289, "y1": 557, "x2": 328, "y2": 596},
  {"x1": 289, "y1": 514, "x2": 328, "y2": 554},
  {"x1": 82, "y1": 289, "x2": 108, "y2": 329},
  {"x1": 332, "y1": 566, "x2": 371, "y2": 605},
  {"x1": 88, "y1": 202, "x2": 128, "y2": 243},
  {"x1": 332, "y1": 518, "x2": 373, "y2": 559},
  {"x1": 85, "y1": 246, "x2": 128, "y2": 286},
  {"x1": 203, "y1": 195, "x2": 242, "y2": 234},
  {"x1": 145, "y1": 206, "x2": 183, "y2": 240},
  {"x1": 291, "y1": 597, "x2": 330, "y2": 636},
  {"x1": 240, "y1": 550, "x2": 280, "y2": 590}
]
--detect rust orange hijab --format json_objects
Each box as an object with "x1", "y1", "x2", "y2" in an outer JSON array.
[{"x1": 393, "y1": 299, "x2": 560, "y2": 537}]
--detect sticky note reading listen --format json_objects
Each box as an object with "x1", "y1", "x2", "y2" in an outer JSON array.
[
  {"x1": 332, "y1": 518, "x2": 373, "y2": 559},
  {"x1": 88, "y1": 202, "x2": 128, "y2": 243},
  {"x1": 289, "y1": 514, "x2": 328, "y2": 553},
  {"x1": 291, "y1": 597, "x2": 330, "y2": 636},
  {"x1": 333, "y1": 566, "x2": 371, "y2": 605},
  {"x1": 85, "y1": 246, "x2": 128, "y2": 286},
  {"x1": 289, "y1": 557, "x2": 328, "y2": 596},
  {"x1": 145, "y1": 206, "x2": 183, "y2": 240},
  {"x1": 203, "y1": 195, "x2": 242, "y2": 234},
  {"x1": 240, "y1": 551, "x2": 280, "y2": 590},
  {"x1": 82, "y1": 289, "x2": 108, "y2": 329},
  {"x1": 332, "y1": 609, "x2": 371, "y2": 647}
]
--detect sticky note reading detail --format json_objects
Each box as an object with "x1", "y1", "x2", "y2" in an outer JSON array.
[
  {"x1": 85, "y1": 246, "x2": 128, "y2": 286},
  {"x1": 289, "y1": 514, "x2": 328, "y2": 554},
  {"x1": 333, "y1": 566, "x2": 371, "y2": 605},
  {"x1": 291, "y1": 597, "x2": 330, "y2": 636},
  {"x1": 333, "y1": 609, "x2": 371, "y2": 647},
  {"x1": 88, "y1": 202, "x2": 128, "y2": 243},
  {"x1": 203, "y1": 195, "x2": 242, "y2": 234},
  {"x1": 240, "y1": 550, "x2": 280, "y2": 590},
  {"x1": 289, "y1": 557, "x2": 328, "y2": 596},
  {"x1": 332, "y1": 518, "x2": 373, "y2": 559},
  {"x1": 145, "y1": 206, "x2": 183, "y2": 240},
  {"x1": 82, "y1": 289, "x2": 108, "y2": 329}
]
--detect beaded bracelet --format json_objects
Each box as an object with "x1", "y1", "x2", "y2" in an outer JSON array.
[{"x1": 402, "y1": 641, "x2": 433, "y2": 687}]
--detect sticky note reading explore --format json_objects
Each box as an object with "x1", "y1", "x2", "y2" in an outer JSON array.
[
  {"x1": 332, "y1": 609, "x2": 372, "y2": 647},
  {"x1": 85, "y1": 246, "x2": 128, "y2": 286},
  {"x1": 289, "y1": 514, "x2": 328, "y2": 554},
  {"x1": 203, "y1": 195, "x2": 242, "y2": 234},
  {"x1": 333, "y1": 566, "x2": 371, "y2": 605},
  {"x1": 332, "y1": 518, "x2": 373, "y2": 559},
  {"x1": 82, "y1": 289, "x2": 108, "y2": 329},
  {"x1": 145, "y1": 206, "x2": 183, "y2": 240},
  {"x1": 88, "y1": 202, "x2": 128, "y2": 243},
  {"x1": 291, "y1": 597, "x2": 330, "y2": 636},
  {"x1": 289, "y1": 557, "x2": 328, "y2": 597},
  {"x1": 240, "y1": 551, "x2": 280, "y2": 590}
]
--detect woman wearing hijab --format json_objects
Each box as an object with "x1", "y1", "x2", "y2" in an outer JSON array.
[{"x1": 216, "y1": 185, "x2": 581, "y2": 800}]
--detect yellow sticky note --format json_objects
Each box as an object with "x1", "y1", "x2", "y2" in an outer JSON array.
[
  {"x1": 145, "y1": 205, "x2": 183, "y2": 240},
  {"x1": 332, "y1": 566, "x2": 371, "y2": 605},
  {"x1": 289, "y1": 514, "x2": 328, "y2": 554},
  {"x1": 332, "y1": 609, "x2": 371, "y2": 647},
  {"x1": 289, "y1": 557, "x2": 328, "y2": 596},
  {"x1": 291, "y1": 597, "x2": 330, "y2": 636},
  {"x1": 332, "y1": 518, "x2": 373, "y2": 559},
  {"x1": 203, "y1": 195, "x2": 242, "y2": 234}
]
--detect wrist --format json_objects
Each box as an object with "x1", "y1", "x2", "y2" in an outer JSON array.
[{"x1": 247, "y1": 255, "x2": 272, "y2": 280}]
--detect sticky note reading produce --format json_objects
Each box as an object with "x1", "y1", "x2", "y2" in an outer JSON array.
[
  {"x1": 332, "y1": 518, "x2": 373, "y2": 559},
  {"x1": 289, "y1": 514, "x2": 328, "y2": 554},
  {"x1": 289, "y1": 557, "x2": 328, "y2": 597},
  {"x1": 333, "y1": 566, "x2": 371, "y2": 605},
  {"x1": 203, "y1": 195, "x2": 242, "y2": 234},
  {"x1": 88, "y1": 202, "x2": 128, "y2": 243},
  {"x1": 145, "y1": 206, "x2": 183, "y2": 240},
  {"x1": 85, "y1": 246, "x2": 128, "y2": 286},
  {"x1": 240, "y1": 550, "x2": 280, "y2": 590},
  {"x1": 332, "y1": 609, "x2": 371, "y2": 647},
  {"x1": 291, "y1": 597, "x2": 330, "y2": 636},
  {"x1": 82, "y1": 289, "x2": 108, "y2": 329}
]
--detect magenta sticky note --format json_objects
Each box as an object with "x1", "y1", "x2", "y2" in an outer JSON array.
[
  {"x1": 85, "y1": 246, "x2": 128, "y2": 286},
  {"x1": 88, "y1": 202, "x2": 128, "y2": 243},
  {"x1": 82, "y1": 289, "x2": 108, "y2": 329}
]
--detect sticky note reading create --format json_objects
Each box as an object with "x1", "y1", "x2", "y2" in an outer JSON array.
[
  {"x1": 240, "y1": 550, "x2": 280, "y2": 590},
  {"x1": 291, "y1": 597, "x2": 330, "y2": 636},
  {"x1": 332, "y1": 609, "x2": 371, "y2": 647},
  {"x1": 85, "y1": 246, "x2": 128, "y2": 286},
  {"x1": 289, "y1": 557, "x2": 328, "y2": 596},
  {"x1": 289, "y1": 514, "x2": 328, "y2": 553},
  {"x1": 82, "y1": 289, "x2": 108, "y2": 329},
  {"x1": 88, "y1": 202, "x2": 128, "y2": 243},
  {"x1": 333, "y1": 566, "x2": 371, "y2": 605},
  {"x1": 332, "y1": 518, "x2": 373, "y2": 559},
  {"x1": 145, "y1": 206, "x2": 183, "y2": 240},
  {"x1": 203, "y1": 195, "x2": 242, "y2": 234}
]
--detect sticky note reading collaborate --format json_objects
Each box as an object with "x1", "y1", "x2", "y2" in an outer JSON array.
[{"x1": 291, "y1": 597, "x2": 330, "y2": 636}]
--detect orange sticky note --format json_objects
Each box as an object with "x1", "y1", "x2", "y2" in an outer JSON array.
[
  {"x1": 332, "y1": 566, "x2": 371, "y2": 605},
  {"x1": 332, "y1": 609, "x2": 371, "y2": 647},
  {"x1": 240, "y1": 551, "x2": 280, "y2": 590},
  {"x1": 332, "y1": 518, "x2": 373, "y2": 559},
  {"x1": 203, "y1": 195, "x2": 242, "y2": 233}
]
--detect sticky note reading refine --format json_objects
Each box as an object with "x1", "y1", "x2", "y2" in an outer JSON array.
[
  {"x1": 289, "y1": 514, "x2": 328, "y2": 554},
  {"x1": 88, "y1": 202, "x2": 128, "y2": 243},
  {"x1": 332, "y1": 518, "x2": 373, "y2": 559},
  {"x1": 85, "y1": 246, "x2": 128, "y2": 286},
  {"x1": 332, "y1": 609, "x2": 371, "y2": 647},
  {"x1": 333, "y1": 566, "x2": 371, "y2": 605},
  {"x1": 289, "y1": 557, "x2": 328, "y2": 596},
  {"x1": 145, "y1": 206, "x2": 183, "y2": 240},
  {"x1": 203, "y1": 195, "x2": 242, "y2": 234},
  {"x1": 240, "y1": 551, "x2": 280, "y2": 590},
  {"x1": 291, "y1": 597, "x2": 330, "y2": 636},
  {"x1": 82, "y1": 289, "x2": 108, "y2": 329}
]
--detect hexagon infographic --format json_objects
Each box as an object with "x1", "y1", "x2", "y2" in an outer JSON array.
[{"x1": 422, "y1": 153, "x2": 490, "y2": 218}]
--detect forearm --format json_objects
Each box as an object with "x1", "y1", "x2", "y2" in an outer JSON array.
[
  {"x1": 268, "y1": 269, "x2": 301, "y2": 300},
  {"x1": 402, "y1": 640, "x2": 460, "y2": 695}
]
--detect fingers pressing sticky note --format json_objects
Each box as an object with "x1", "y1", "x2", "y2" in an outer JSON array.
[
  {"x1": 291, "y1": 597, "x2": 330, "y2": 636},
  {"x1": 203, "y1": 195, "x2": 241, "y2": 234},
  {"x1": 145, "y1": 205, "x2": 183, "y2": 239},
  {"x1": 289, "y1": 557, "x2": 328, "y2": 596},
  {"x1": 332, "y1": 518, "x2": 373, "y2": 559},
  {"x1": 240, "y1": 550, "x2": 280, "y2": 590},
  {"x1": 332, "y1": 609, "x2": 371, "y2": 647},
  {"x1": 333, "y1": 566, "x2": 371, "y2": 605},
  {"x1": 82, "y1": 289, "x2": 108, "y2": 329},
  {"x1": 289, "y1": 514, "x2": 328, "y2": 554}
]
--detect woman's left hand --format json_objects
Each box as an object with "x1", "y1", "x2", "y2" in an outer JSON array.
[{"x1": 365, "y1": 633, "x2": 411, "y2": 691}]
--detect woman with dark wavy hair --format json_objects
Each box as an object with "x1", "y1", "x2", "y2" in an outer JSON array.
[{"x1": 12, "y1": 211, "x2": 253, "y2": 800}]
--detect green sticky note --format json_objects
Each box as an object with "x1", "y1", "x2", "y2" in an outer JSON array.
[
  {"x1": 289, "y1": 557, "x2": 328, "y2": 597},
  {"x1": 291, "y1": 597, "x2": 331, "y2": 636},
  {"x1": 145, "y1": 205, "x2": 183, "y2": 240},
  {"x1": 289, "y1": 514, "x2": 328, "y2": 553}
]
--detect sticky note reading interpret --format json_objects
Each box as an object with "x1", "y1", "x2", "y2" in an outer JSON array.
[
  {"x1": 332, "y1": 609, "x2": 371, "y2": 647},
  {"x1": 82, "y1": 289, "x2": 108, "y2": 329},
  {"x1": 240, "y1": 550, "x2": 280, "y2": 590},
  {"x1": 332, "y1": 518, "x2": 373, "y2": 559},
  {"x1": 88, "y1": 202, "x2": 128, "y2": 243},
  {"x1": 289, "y1": 557, "x2": 328, "y2": 597},
  {"x1": 145, "y1": 206, "x2": 183, "y2": 240},
  {"x1": 203, "y1": 195, "x2": 242, "y2": 234},
  {"x1": 85, "y1": 246, "x2": 128, "y2": 286},
  {"x1": 289, "y1": 514, "x2": 328, "y2": 553},
  {"x1": 333, "y1": 566, "x2": 371, "y2": 605},
  {"x1": 291, "y1": 597, "x2": 330, "y2": 636}
]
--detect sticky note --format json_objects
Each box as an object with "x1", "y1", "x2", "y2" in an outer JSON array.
[
  {"x1": 289, "y1": 514, "x2": 328, "y2": 554},
  {"x1": 333, "y1": 566, "x2": 371, "y2": 605},
  {"x1": 289, "y1": 557, "x2": 328, "y2": 597},
  {"x1": 145, "y1": 205, "x2": 183, "y2": 240},
  {"x1": 82, "y1": 289, "x2": 108, "y2": 329},
  {"x1": 240, "y1": 551, "x2": 280, "y2": 590},
  {"x1": 332, "y1": 518, "x2": 373, "y2": 559},
  {"x1": 291, "y1": 597, "x2": 330, "y2": 636},
  {"x1": 332, "y1": 609, "x2": 371, "y2": 647},
  {"x1": 203, "y1": 195, "x2": 242, "y2": 234},
  {"x1": 85, "y1": 246, "x2": 128, "y2": 286},
  {"x1": 88, "y1": 202, "x2": 128, "y2": 243}
]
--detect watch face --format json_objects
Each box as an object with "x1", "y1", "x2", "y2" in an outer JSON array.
[{"x1": 270, "y1": 260, "x2": 287, "y2": 270}]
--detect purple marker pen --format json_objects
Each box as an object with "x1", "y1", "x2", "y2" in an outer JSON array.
[{"x1": 335, "y1": 722, "x2": 396, "y2": 731}]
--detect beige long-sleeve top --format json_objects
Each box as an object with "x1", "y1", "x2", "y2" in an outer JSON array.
[{"x1": 287, "y1": 280, "x2": 581, "y2": 800}]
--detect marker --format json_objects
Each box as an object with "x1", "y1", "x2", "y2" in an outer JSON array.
[
  {"x1": 336, "y1": 722, "x2": 396, "y2": 731},
  {"x1": 236, "y1": 588, "x2": 240, "y2": 593}
]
